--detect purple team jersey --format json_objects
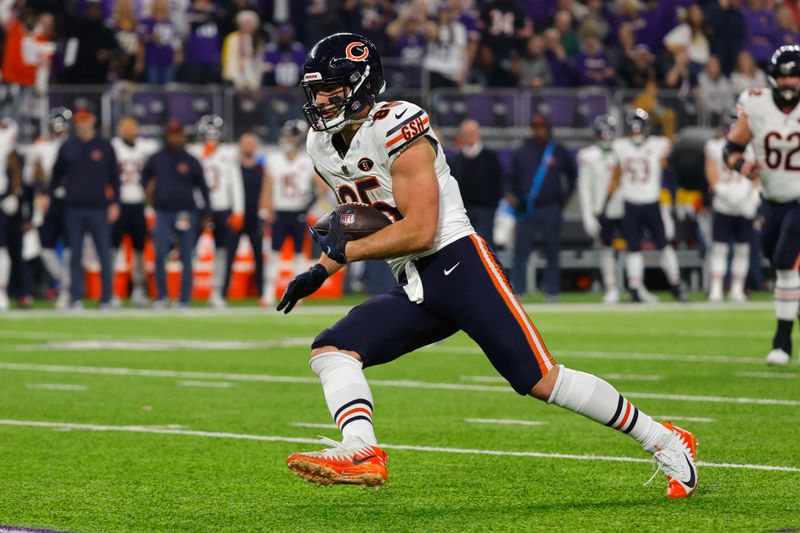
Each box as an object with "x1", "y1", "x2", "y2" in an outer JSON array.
[
  {"x1": 573, "y1": 51, "x2": 614, "y2": 87},
  {"x1": 264, "y1": 42, "x2": 306, "y2": 87},
  {"x1": 185, "y1": 7, "x2": 220, "y2": 65},
  {"x1": 138, "y1": 18, "x2": 179, "y2": 67}
]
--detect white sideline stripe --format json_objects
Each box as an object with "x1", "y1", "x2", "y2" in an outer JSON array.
[
  {"x1": 652, "y1": 416, "x2": 717, "y2": 423},
  {"x1": 460, "y1": 375, "x2": 505, "y2": 383},
  {"x1": 26, "y1": 383, "x2": 87, "y2": 391},
  {"x1": 541, "y1": 324, "x2": 775, "y2": 339},
  {"x1": 13, "y1": 338, "x2": 314, "y2": 352},
  {"x1": 177, "y1": 381, "x2": 235, "y2": 389},
  {"x1": 465, "y1": 418, "x2": 548, "y2": 426},
  {"x1": 435, "y1": 346, "x2": 765, "y2": 365},
  {"x1": 736, "y1": 371, "x2": 799, "y2": 379},
  {"x1": 2, "y1": 362, "x2": 799, "y2": 406},
  {"x1": 290, "y1": 422, "x2": 338, "y2": 429},
  {"x1": 0, "y1": 419, "x2": 796, "y2": 473}
]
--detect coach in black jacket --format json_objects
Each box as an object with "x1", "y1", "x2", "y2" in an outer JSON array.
[
  {"x1": 449, "y1": 119, "x2": 503, "y2": 248},
  {"x1": 47, "y1": 108, "x2": 120, "y2": 309},
  {"x1": 142, "y1": 120, "x2": 210, "y2": 307},
  {"x1": 507, "y1": 114, "x2": 576, "y2": 300}
]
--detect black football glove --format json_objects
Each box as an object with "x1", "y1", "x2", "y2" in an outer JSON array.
[
  {"x1": 276, "y1": 264, "x2": 328, "y2": 314},
  {"x1": 310, "y1": 209, "x2": 350, "y2": 264}
]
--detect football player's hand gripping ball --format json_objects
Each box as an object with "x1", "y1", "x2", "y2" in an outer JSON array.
[
  {"x1": 276, "y1": 264, "x2": 328, "y2": 314},
  {"x1": 310, "y1": 209, "x2": 350, "y2": 264}
]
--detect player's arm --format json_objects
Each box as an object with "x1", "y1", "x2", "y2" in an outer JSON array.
[
  {"x1": 705, "y1": 152, "x2": 719, "y2": 192},
  {"x1": 258, "y1": 171, "x2": 273, "y2": 223},
  {"x1": 344, "y1": 138, "x2": 439, "y2": 262},
  {"x1": 724, "y1": 111, "x2": 758, "y2": 179}
]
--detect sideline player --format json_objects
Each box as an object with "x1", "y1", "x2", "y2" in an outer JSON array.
[
  {"x1": 189, "y1": 115, "x2": 245, "y2": 308},
  {"x1": 111, "y1": 116, "x2": 159, "y2": 306},
  {"x1": 610, "y1": 109, "x2": 686, "y2": 303},
  {"x1": 725, "y1": 45, "x2": 800, "y2": 366},
  {"x1": 261, "y1": 120, "x2": 319, "y2": 306},
  {"x1": 577, "y1": 114, "x2": 624, "y2": 303},
  {"x1": 27, "y1": 107, "x2": 71, "y2": 307},
  {"x1": 0, "y1": 117, "x2": 21, "y2": 310},
  {"x1": 704, "y1": 112, "x2": 759, "y2": 303},
  {"x1": 277, "y1": 33, "x2": 698, "y2": 498}
]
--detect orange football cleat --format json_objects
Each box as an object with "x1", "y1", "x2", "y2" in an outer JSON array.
[
  {"x1": 649, "y1": 422, "x2": 698, "y2": 499},
  {"x1": 287, "y1": 436, "x2": 388, "y2": 487}
]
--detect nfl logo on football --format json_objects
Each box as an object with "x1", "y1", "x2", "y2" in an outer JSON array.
[{"x1": 340, "y1": 213, "x2": 355, "y2": 225}]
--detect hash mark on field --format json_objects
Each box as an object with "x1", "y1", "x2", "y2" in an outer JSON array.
[
  {"x1": 26, "y1": 383, "x2": 87, "y2": 391},
  {"x1": 0, "y1": 419, "x2": 797, "y2": 473},
  {"x1": 652, "y1": 416, "x2": 717, "y2": 423},
  {"x1": 736, "y1": 371, "x2": 798, "y2": 379},
  {"x1": 13, "y1": 338, "x2": 314, "y2": 352},
  {"x1": 465, "y1": 418, "x2": 548, "y2": 427},
  {"x1": 2, "y1": 362, "x2": 800, "y2": 405},
  {"x1": 290, "y1": 422, "x2": 338, "y2": 429},
  {"x1": 177, "y1": 381, "x2": 235, "y2": 389},
  {"x1": 601, "y1": 373, "x2": 662, "y2": 381}
]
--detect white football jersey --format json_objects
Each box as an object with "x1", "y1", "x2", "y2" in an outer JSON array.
[
  {"x1": 24, "y1": 136, "x2": 62, "y2": 188},
  {"x1": 576, "y1": 144, "x2": 624, "y2": 219},
  {"x1": 704, "y1": 136, "x2": 759, "y2": 218},
  {"x1": 112, "y1": 137, "x2": 159, "y2": 204},
  {"x1": 188, "y1": 142, "x2": 245, "y2": 213},
  {"x1": 738, "y1": 87, "x2": 800, "y2": 202},
  {"x1": 266, "y1": 149, "x2": 316, "y2": 212},
  {"x1": 307, "y1": 100, "x2": 473, "y2": 281},
  {"x1": 612, "y1": 136, "x2": 671, "y2": 205},
  {"x1": 0, "y1": 119, "x2": 18, "y2": 195}
]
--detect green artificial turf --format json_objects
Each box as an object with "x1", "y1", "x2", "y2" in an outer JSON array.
[{"x1": 0, "y1": 301, "x2": 798, "y2": 532}]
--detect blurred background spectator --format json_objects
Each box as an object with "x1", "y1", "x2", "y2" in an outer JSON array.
[
  {"x1": 730, "y1": 49, "x2": 766, "y2": 93},
  {"x1": 697, "y1": 55, "x2": 734, "y2": 122},
  {"x1": 137, "y1": 0, "x2": 182, "y2": 84}
]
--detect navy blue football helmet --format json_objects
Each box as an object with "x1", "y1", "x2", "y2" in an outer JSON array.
[
  {"x1": 593, "y1": 114, "x2": 617, "y2": 145},
  {"x1": 626, "y1": 108, "x2": 650, "y2": 140},
  {"x1": 768, "y1": 45, "x2": 800, "y2": 109},
  {"x1": 301, "y1": 33, "x2": 386, "y2": 133}
]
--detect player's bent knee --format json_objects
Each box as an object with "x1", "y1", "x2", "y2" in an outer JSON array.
[
  {"x1": 309, "y1": 345, "x2": 363, "y2": 363},
  {"x1": 529, "y1": 364, "x2": 560, "y2": 401}
]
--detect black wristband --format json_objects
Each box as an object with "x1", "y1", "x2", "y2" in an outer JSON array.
[
  {"x1": 732, "y1": 158, "x2": 746, "y2": 173},
  {"x1": 310, "y1": 263, "x2": 329, "y2": 280}
]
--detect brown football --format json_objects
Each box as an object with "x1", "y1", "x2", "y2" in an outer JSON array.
[{"x1": 313, "y1": 203, "x2": 393, "y2": 240}]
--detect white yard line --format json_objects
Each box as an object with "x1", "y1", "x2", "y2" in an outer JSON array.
[
  {"x1": 289, "y1": 422, "x2": 338, "y2": 429},
  {"x1": 651, "y1": 416, "x2": 717, "y2": 423},
  {"x1": 465, "y1": 418, "x2": 548, "y2": 427},
  {"x1": 0, "y1": 418, "x2": 795, "y2": 473},
  {"x1": 12, "y1": 338, "x2": 314, "y2": 352},
  {"x1": 460, "y1": 376, "x2": 506, "y2": 383},
  {"x1": 177, "y1": 381, "x2": 235, "y2": 389},
  {"x1": 1, "y1": 362, "x2": 799, "y2": 406},
  {"x1": 736, "y1": 371, "x2": 799, "y2": 379},
  {"x1": 25, "y1": 383, "x2": 87, "y2": 391},
  {"x1": 601, "y1": 374, "x2": 662, "y2": 381}
]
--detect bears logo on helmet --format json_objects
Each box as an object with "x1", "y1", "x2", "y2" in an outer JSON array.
[{"x1": 345, "y1": 42, "x2": 369, "y2": 62}]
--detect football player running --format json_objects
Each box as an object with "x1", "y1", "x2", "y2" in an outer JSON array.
[
  {"x1": 111, "y1": 116, "x2": 159, "y2": 307},
  {"x1": 27, "y1": 107, "x2": 71, "y2": 308},
  {"x1": 278, "y1": 33, "x2": 698, "y2": 498},
  {"x1": 610, "y1": 109, "x2": 686, "y2": 303},
  {"x1": 726, "y1": 45, "x2": 800, "y2": 366},
  {"x1": 705, "y1": 111, "x2": 759, "y2": 303},
  {"x1": 577, "y1": 114, "x2": 624, "y2": 303},
  {"x1": 188, "y1": 114, "x2": 245, "y2": 308}
]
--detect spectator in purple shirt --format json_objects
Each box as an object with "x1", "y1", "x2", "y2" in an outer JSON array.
[
  {"x1": 614, "y1": 0, "x2": 653, "y2": 49},
  {"x1": 743, "y1": 0, "x2": 777, "y2": 67},
  {"x1": 263, "y1": 24, "x2": 306, "y2": 88},
  {"x1": 183, "y1": 0, "x2": 224, "y2": 84},
  {"x1": 543, "y1": 27, "x2": 574, "y2": 87},
  {"x1": 573, "y1": 24, "x2": 615, "y2": 87},
  {"x1": 344, "y1": 0, "x2": 391, "y2": 53},
  {"x1": 387, "y1": 14, "x2": 428, "y2": 64},
  {"x1": 775, "y1": 5, "x2": 800, "y2": 49},
  {"x1": 522, "y1": 0, "x2": 556, "y2": 32},
  {"x1": 137, "y1": 0, "x2": 182, "y2": 84}
]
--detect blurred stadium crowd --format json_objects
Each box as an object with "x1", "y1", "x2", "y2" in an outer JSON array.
[{"x1": 0, "y1": 0, "x2": 792, "y2": 309}]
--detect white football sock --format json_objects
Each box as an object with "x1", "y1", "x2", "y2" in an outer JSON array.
[
  {"x1": 730, "y1": 243, "x2": 750, "y2": 295},
  {"x1": 660, "y1": 245, "x2": 680, "y2": 286},
  {"x1": 264, "y1": 257, "x2": 280, "y2": 302},
  {"x1": 774, "y1": 269, "x2": 800, "y2": 320},
  {"x1": 292, "y1": 255, "x2": 307, "y2": 277},
  {"x1": 213, "y1": 250, "x2": 227, "y2": 298},
  {"x1": 0, "y1": 247, "x2": 9, "y2": 289},
  {"x1": 599, "y1": 247, "x2": 616, "y2": 290},
  {"x1": 548, "y1": 365, "x2": 672, "y2": 452},
  {"x1": 708, "y1": 242, "x2": 728, "y2": 298},
  {"x1": 310, "y1": 351, "x2": 377, "y2": 446},
  {"x1": 40, "y1": 248, "x2": 63, "y2": 281},
  {"x1": 626, "y1": 252, "x2": 644, "y2": 289}
]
